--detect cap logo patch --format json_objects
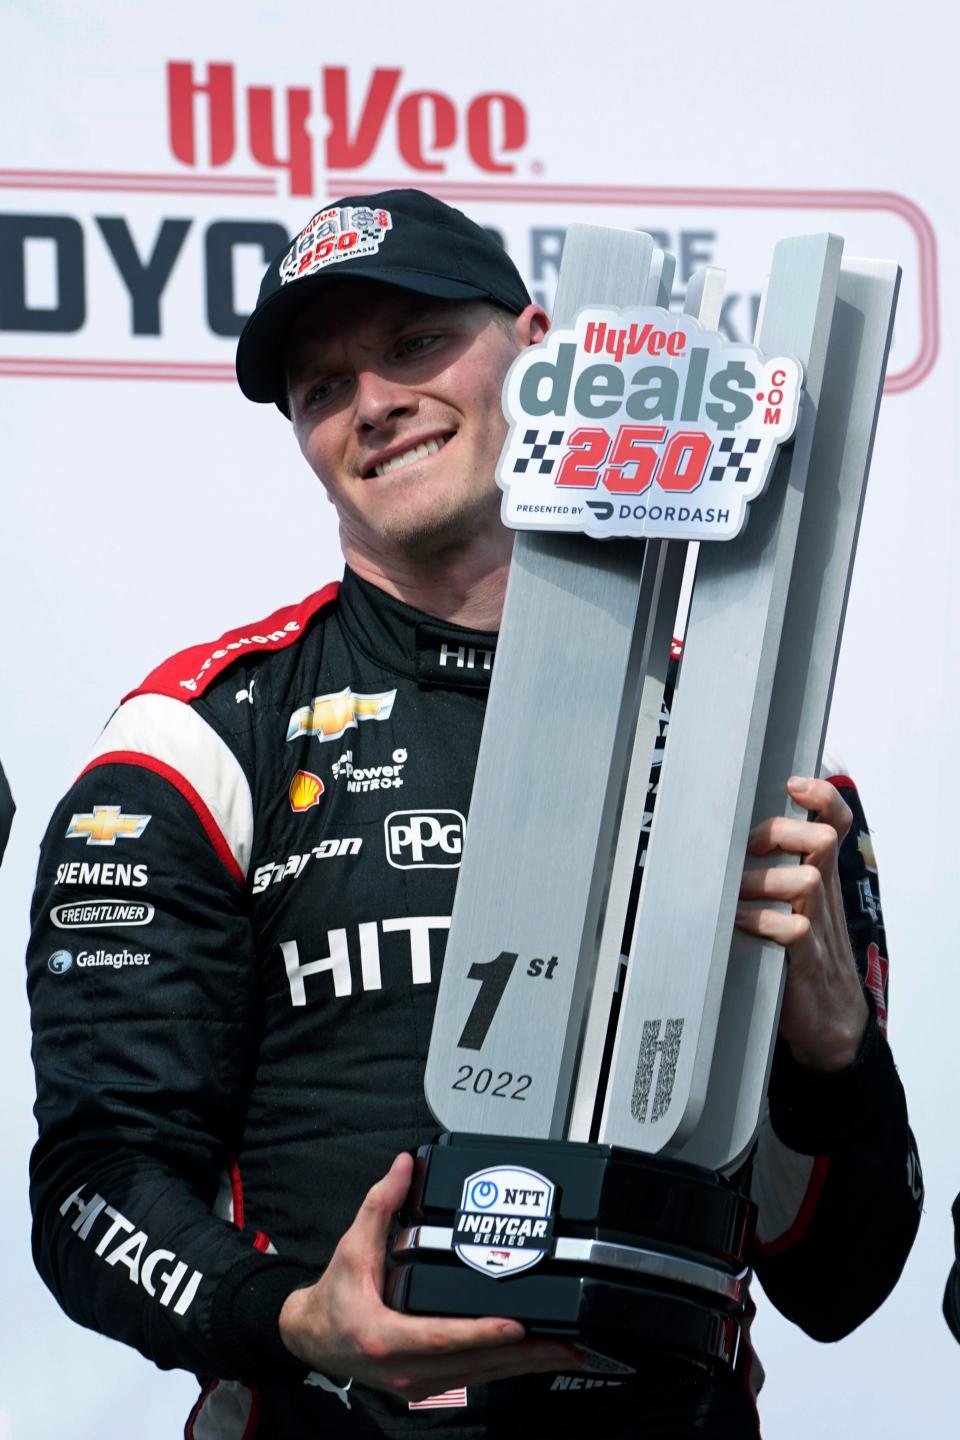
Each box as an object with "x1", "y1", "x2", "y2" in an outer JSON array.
[{"x1": 280, "y1": 205, "x2": 393, "y2": 285}]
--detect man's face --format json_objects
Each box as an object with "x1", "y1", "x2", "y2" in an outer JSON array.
[{"x1": 286, "y1": 280, "x2": 547, "y2": 563}]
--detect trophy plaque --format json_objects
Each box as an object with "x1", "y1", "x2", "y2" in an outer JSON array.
[{"x1": 385, "y1": 220, "x2": 900, "y2": 1374}]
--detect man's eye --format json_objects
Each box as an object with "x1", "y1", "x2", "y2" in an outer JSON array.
[
  {"x1": 303, "y1": 379, "x2": 337, "y2": 407},
  {"x1": 396, "y1": 334, "x2": 439, "y2": 358}
]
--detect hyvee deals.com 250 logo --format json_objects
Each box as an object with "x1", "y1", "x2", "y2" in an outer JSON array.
[
  {"x1": 0, "y1": 59, "x2": 937, "y2": 393},
  {"x1": 499, "y1": 305, "x2": 802, "y2": 541}
]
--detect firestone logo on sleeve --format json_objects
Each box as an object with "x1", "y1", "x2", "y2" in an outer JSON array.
[
  {"x1": 498, "y1": 305, "x2": 803, "y2": 542},
  {"x1": 179, "y1": 621, "x2": 301, "y2": 692},
  {"x1": 280, "y1": 206, "x2": 393, "y2": 285}
]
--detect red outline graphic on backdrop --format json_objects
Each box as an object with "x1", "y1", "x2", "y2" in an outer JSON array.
[
  {"x1": 0, "y1": 172, "x2": 938, "y2": 394},
  {"x1": 0, "y1": 168, "x2": 274, "y2": 195}
]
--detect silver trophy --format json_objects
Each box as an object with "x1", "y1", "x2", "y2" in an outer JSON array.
[{"x1": 386, "y1": 222, "x2": 899, "y2": 1374}]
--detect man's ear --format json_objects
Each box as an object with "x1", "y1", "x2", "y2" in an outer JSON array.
[{"x1": 514, "y1": 303, "x2": 550, "y2": 348}]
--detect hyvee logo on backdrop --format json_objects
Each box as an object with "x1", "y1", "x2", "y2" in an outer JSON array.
[
  {"x1": 0, "y1": 60, "x2": 528, "y2": 351},
  {"x1": 168, "y1": 62, "x2": 529, "y2": 192},
  {"x1": 0, "y1": 58, "x2": 934, "y2": 396}
]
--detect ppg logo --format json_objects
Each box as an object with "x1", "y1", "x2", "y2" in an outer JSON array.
[
  {"x1": 385, "y1": 810, "x2": 466, "y2": 870},
  {"x1": 48, "y1": 950, "x2": 74, "y2": 974}
]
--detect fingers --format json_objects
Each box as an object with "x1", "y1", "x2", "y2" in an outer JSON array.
[
  {"x1": 288, "y1": 1156, "x2": 581, "y2": 1397},
  {"x1": 786, "y1": 775, "x2": 853, "y2": 842},
  {"x1": 739, "y1": 863, "x2": 822, "y2": 904},
  {"x1": 395, "y1": 1338, "x2": 581, "y2": 1402},
  {"x1": 734, "y1": 902, "x2": 815, "y2": 956},
  {"x1": 746, "y1": 778, "x2": 852, "y2": 863},
  {"x1": 746, "y1": 815, "x2": 838, "y2": 869},
  {"x1": 382, "y1": 1312, "x2": 526, "y2": 1354}
]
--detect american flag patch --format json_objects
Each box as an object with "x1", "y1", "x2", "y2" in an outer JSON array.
[{"x1": 409, "y1": 1388, "x2": 468, "y2": 1410}]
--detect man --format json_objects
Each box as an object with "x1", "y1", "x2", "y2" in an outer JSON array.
[
  {"x1": 0, "y1": 757, "x2": 12, "y2": 866},
  {"x1": 28, "y1": 190, "x2": 921, "y2": 1438}
]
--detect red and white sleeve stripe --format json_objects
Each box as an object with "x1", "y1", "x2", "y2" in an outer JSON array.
[{"x1": 80, "y1": 693, "x2": 254, "y2": 886}]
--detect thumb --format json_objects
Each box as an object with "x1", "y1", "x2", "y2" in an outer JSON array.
[{"x1": 351, "y1": 1152, "x2": 414, "y2": 1257}]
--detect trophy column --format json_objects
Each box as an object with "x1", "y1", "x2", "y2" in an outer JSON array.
[{"x1": 386, "y1": 221, "x2": 900, "y2": 1374}]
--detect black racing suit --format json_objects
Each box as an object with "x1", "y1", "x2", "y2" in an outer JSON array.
[{"x1": 27, "y1": 568, "x2": 922, "y2": 1439}]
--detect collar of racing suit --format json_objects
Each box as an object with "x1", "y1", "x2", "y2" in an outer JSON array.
[{"x1": 337, "y1": 566, "x2": 500, "y2": 691}]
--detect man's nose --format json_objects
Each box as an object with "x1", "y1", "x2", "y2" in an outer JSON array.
[{"x1": 353, "y1": 369, "x2": 418, "y2": 431}]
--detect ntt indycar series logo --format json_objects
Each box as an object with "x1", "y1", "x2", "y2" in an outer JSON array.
[
  {"x1": 453, "y1": 1165, "x2": 555, "y2": 1278},
  {"x1": 498, "y1": 306, "x2": 802, "y2": 542}
]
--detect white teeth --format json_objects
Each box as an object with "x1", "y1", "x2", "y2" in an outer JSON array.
[{"x1": 373, "y1": 435, "x2": 448, "y2": 478}]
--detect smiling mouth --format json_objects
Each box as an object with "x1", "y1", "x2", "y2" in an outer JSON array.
[{"x1": 368, "y1": 433, "x2": 454, "y2": 480}]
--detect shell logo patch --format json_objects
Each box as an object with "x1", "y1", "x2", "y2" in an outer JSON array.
[{"x1": 288, "y1": 770, "x2": 325, "y2": 813}]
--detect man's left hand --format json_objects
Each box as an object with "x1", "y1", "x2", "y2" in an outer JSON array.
[{"x1": 735, "y1": 775, "x2": 869, "y2": 1072}]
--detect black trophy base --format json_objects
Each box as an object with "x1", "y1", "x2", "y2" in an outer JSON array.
[{"x1": 385, "y1": 1133, "x2": 755, "y2": 1376}]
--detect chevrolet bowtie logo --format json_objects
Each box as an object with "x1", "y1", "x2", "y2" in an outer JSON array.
[
  {"x1": 286, "y1": 687, "x2": 397, "y2": 744},
  {"x1": 65, "y1": 805, "x2": 152, "y2": 846}
]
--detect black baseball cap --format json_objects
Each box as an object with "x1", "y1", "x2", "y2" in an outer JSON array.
[{"x1": 235, "y1": 188, "x2": 532, "y2": 409}]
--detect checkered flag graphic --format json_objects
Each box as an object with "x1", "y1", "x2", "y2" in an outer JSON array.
[
  {"x1": 708, "y1": 436, "x2": 761, "y2": 484},
  {"x1": 512, "y1": 429, "x2": 566, "y2": 475}
]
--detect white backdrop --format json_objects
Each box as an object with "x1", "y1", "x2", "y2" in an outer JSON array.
[{"x1": 1, "y1": 2, "x2": 957, "y2": 1435}]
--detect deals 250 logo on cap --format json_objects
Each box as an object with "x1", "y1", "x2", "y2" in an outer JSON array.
[
  {"x1": 498, "y1": 306, "x2": 802, "y2": 542},
  {"x1": 280, "y1": 205, "x2": 393, "y2": 285},
  {"x1": 453, "y1": 1166, "x2": 555, "y2": 1278}
]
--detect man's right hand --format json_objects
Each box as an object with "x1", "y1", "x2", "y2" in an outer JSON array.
[{"x1": 279, "y1": 1152, "x2": 581, "y2": 1404}]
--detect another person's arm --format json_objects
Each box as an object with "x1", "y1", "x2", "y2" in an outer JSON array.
[
  {"x1": 0, "y1": 756, "x2": 13, "y2": 865},
  {"x1": 943, "y1": 1195, "x2": 960, "y2": 1341}
]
